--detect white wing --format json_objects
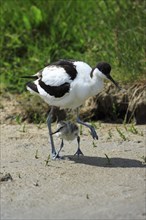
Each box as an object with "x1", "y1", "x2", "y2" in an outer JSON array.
[{"x1": 41, "y1": 66, "x2": 72, "y2": 86}]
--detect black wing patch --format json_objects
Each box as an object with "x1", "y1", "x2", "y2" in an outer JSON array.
[
  {"x1": 50, "y1": 60, "x2": 77, "y2": 80},
  {"x1": 26, "y1": 82, "x2": 39, "y2": 93},
  {"x1": 39, "y1": 80, "x2": 70, "y2": 98}
]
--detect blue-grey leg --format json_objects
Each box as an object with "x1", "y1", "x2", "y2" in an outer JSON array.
[
  {"x1": 76, "y1": 108, "x2": 98, "y2": 140},
  {"x1": 47, "y1": 107, "x2": 59, "y2": 159},
  {"x1": 74, "y1": 136, "x2": 84, "y2": 157},
  {"x1": 56, "y1": 139, "x2": 64, "y2": 157}
]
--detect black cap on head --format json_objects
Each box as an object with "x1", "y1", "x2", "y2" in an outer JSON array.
[
  {"x1": 96, "y1": 62, "x2": 111, "y2": 76},
  {"x1": 97, "y1": 62, "x2": 121, "y2": 90}
]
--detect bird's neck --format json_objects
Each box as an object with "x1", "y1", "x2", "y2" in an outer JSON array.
[{"x1": 90, "y1": 68, "x2": 104, "y2": 95}]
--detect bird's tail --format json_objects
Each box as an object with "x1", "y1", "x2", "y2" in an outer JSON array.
[{"x1": 21, "y1": 75, "x2": 38, "y2": 80}]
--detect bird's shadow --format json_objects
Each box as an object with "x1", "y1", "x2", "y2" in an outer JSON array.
[{"x1": 66, "y1": 155, "x2": 145, "y2": 168}]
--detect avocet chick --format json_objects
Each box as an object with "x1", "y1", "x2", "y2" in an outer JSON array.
[{"x1": 51, "y1": 121, "x2": 83, "y2": 157}]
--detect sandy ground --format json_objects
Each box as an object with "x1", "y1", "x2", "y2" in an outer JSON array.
[{"x1": 0, "y1": 122, "x2": 146, "y2": 220}]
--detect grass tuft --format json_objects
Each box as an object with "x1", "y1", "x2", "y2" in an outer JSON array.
[
  {"x1": 116, "y1": 127, "x2": 127, "y2": 141},
  {"x1": 104, "y1": 154, "x2": 112, "y2": 166},
  {"x1": 107, "y1": 129, "x2": 113, "y2": 140},
  {"x1": 35, "y1": 149, "x2": 39, "y2": 159},
  {"x1": 45, "y1": 154, "x2": 50, "y2": 166},
  {"x1": 92, "y1": 141, "x2": 97, "y2": 148}
]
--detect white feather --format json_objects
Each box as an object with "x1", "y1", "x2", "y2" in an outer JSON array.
[{"x1": 41, "y1": 66, "x2": 71, "y2": 86}]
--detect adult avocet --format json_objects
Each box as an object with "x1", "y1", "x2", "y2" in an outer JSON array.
[{"x1": 23, "y1": 59, "x2": 121, "y2": 159}]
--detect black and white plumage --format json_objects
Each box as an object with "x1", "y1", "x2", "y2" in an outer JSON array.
[
  {"x1": 51, "y1": 121, "x2": 83, "y2": 157},
  {"x1": 23, "y1": 59, "x2": 121, "y2": 159}
]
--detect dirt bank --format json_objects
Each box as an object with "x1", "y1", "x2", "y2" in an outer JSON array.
[{"x1": 0, "y1": 82, "x2": 146, "y2": 126}]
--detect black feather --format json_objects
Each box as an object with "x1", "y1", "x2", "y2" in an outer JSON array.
[
  {"x1": 39, "y1": 80, "x2": 70, "y2": 98},
  {"x1": 21, "y1": 76, "x2": 38, "y2": 80},
  {"x1": 50, "y1": 60, "x2": 77, "y2": 80},
  {"x1": 26, "y1": 82, "x2": 39, "y2": 93}
]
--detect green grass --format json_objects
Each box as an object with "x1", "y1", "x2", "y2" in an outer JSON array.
[
  {"x1": 35, "y1": 149, "x2": 39, "y2": 159},
  {"x1": 104, "y1": 154, "x2": 112, "y2": 166},
  {"x1": 0, "y1": 0, "x2": 145, "y2": 93},
  {"x1": 92, "y1": 141, "x2": 97, "y2": 148},
  {"x1": 45, "y1": 154, "x2": 50, "y2": 166},
  {"x1": 19, "y1": 123, "x2": 27, "y2": 132},
  {"x1": 116, "y1": 126, "x2": 127, "y2": 141},
  {"x1": 107, "y1": 129, "x2": 113, "y2": 140},
  {"x1": 124, "y1": 123, "x2": 144, "y2": 136}
]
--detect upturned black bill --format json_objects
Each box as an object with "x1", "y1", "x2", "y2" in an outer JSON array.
[{"x1": 107, "y1": 75, "x2": 121, "y2": 90}]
